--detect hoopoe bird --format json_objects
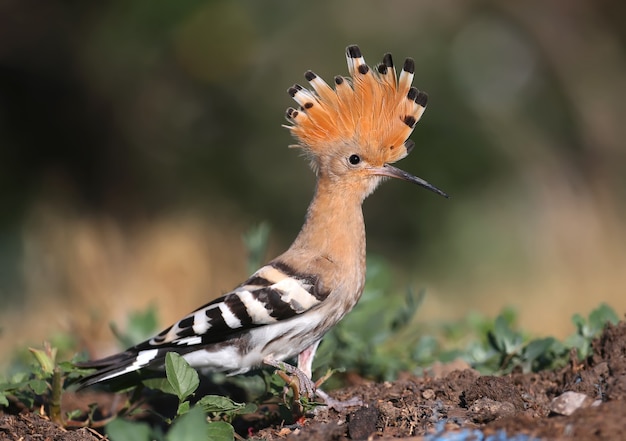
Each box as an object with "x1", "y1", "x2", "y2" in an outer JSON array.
[{"x1": 77, "y1": 45, "x2": 447, "y2": 402}]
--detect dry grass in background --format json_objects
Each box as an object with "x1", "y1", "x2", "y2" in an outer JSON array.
[
  {"x1": 2, "y1": 206, "x2": 251, "y2": 363},
  {"x1": 2, "y1": 185, "x2": 625, "y2": 365},
  {"x1": 1, "y1": 0, "x2": 625, "y2": 366}
]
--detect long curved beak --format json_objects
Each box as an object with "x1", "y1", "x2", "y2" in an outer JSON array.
[{"x1": 372, "y1": 164, "x2": 449, "y2": 198}]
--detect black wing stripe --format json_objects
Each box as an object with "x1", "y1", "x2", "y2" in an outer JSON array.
[
  {"x1": 206, "y1": 306, "x2": 228, "y2": 330},
  {"x1": 258, "y1": 287, "x2": 298, "y2": 320},
  {"x1": 270, "y1": 261, "x2": 330, "y2": 301},
  {"x1": 241, "y1": 275, "x2": 272, "y2": 287},
  {"x1": 177, "y1": 316, "x2": 194, "y2": 331},
  {"x1": 166, "y1": 314, "x2": 203, "y2": 341},
  {"x1": 76, "y1": 261, "x2": 336, "y2": 386},
  {"x1": 136, "y1": 262, "x2": 330, "y2": 350},
  {"x1": 270, "y1": 261, "x2": 299, "y2": 279},
  {"x1": 224, "y1": 293, "x2": 254, "y2": 327}
]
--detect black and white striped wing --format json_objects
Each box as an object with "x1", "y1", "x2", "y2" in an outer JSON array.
[{"x1": 77, "y1": 261, "x2": 330, "y2": 387}]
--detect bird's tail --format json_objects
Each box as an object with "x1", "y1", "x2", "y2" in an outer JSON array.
[{"x1": 74, "y1": 348, "x2": 166, "y2": 389}]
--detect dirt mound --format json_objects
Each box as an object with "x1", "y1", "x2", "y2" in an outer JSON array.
[
  {"x1": 0, "y1": 413, "x2": 102, "y2": 441},
  {"x1": 256, "y1": 321, "x2": 626, "y2": 440},
  {"x1": 2, "y1": 321, "x2": 626, "y2": 440}
]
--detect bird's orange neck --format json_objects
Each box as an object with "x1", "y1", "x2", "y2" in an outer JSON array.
[{"x1": 278, "y1": 177, "x2": 368, "y2": 287}]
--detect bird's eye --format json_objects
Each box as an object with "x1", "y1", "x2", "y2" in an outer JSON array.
[{"x1": 348, "y1": 154, "x2": 361, "y2": 165}]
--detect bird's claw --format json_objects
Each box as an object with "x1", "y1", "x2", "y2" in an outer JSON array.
[
  {"x1": 315, "y1": 389, "x2": 363, "y2": 411},
  {"x1": 265, "y1": 358, "x2": 316, "y2": 398},
  {"x1": 264, "y1": 357, "x2": 362, "y2": 411}
]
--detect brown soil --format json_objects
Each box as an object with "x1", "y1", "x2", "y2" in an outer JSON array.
[
  {"x1": 0, "y1": 413, "x2": 103, "y2": 441},
  {"x1": 2, "y1": 321, "x2": 626, "y2": 440},
  {"x1": 256, "y1": 321, "x2": 626, "y2": 440}
]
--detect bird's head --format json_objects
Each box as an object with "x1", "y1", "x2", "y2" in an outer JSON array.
[{"x1": 285, "y1": 45, "x2": 448, "y2": 200}]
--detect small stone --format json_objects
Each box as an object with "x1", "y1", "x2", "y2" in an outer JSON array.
[
  {"x1": 277, "y1": 427, "x2": 293, "y2": 436},
  {"x1": 422, "y1": 389, "x2": 435, "y2": 400},
  {"x1": 468, "y1": 398, "x2": 516, "y2": 423},
  {"x1": 377, "y1": 401, "x2": 401, "y2": 420},
  {"x1": 549, "y1": 391, "x2": 594, "y2": 416}
]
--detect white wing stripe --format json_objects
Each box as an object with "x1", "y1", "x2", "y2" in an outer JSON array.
[
  {"x1": 193, "y1": 308, "x2": 210, "y2": 334},
  {"x1": 176, "y1": 336, "x2": 202, "y2": 346},
  {"x1": 219, "y1": 303, "x2": 242, "y2": 329},
  {"x1": 238, "y1": 290, "x2": 277, "y2": 324},
  {"x1": 136, "y1": 348, "x2": 159, "y2": 365},
  {"x1": 272, "y1": 277, "x2": 320, "y2": 312}
]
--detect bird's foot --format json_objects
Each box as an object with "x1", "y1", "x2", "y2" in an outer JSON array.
[
  {"x1": 311, "y1": 367, "x2": 362, "y2": 410},
  {"x1": 264, "y1": 357, "x2": 362, "y2": 412},
  {"x1": 264, "y1": 357, "x2": 316, "y2": 398},
  {"x1": 315, "y1": 389, "x2": 363, "y2": 411}
]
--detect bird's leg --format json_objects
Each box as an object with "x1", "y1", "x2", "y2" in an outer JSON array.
[
  {"x1": 298, "y1": 342, "x2": 363, "y2": 411},
  {"x1": 265, "y1": 343, "x2": 363, "y2": 411},
  {"x1": 263, "y1": 356, "x2": 316, "y2": 398},
  {"x1": 275, "y1": 369, "x2": 302, "y2": 402},
  {"x1": 263, "y1": 341, "x2": 321, "y2": 400},
  {"x1": 296, "y1": 340, "x2": 320, "y2": 380},
  {"x1": 314, "y1": 389, "x2": 363, "y2": 411}
]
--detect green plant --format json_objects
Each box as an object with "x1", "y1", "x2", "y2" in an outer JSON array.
[
  {"x1": 467, "y1": 303, "x2": 619, "y2": 374},
  {"x1": 106, "y1": 406, "x2": 223, "y2": 441},
  {"x1": 566, "y1": 303, "x2": 620, "y2": 359},
  {"x1": 0, "y1": 342, "x2": 92, "y2": 424},
  {"x1": 1, "y1": 223, "x2": 621, "y2": 439},
  {"x1": 316, "y1": 253, "x2": 621, "y2": 379},
  {"x1": 105, "y1": 352, "x2": 255, "y2": 440},
  {"x1": 143, "y1": 352, "x2": 256, "y2": 423}
]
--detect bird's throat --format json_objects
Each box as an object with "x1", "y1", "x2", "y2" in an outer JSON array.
[{"x1": 281, "y1": 178, "x2": 367, "y2": 285}]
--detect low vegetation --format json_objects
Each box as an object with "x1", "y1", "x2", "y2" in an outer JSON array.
[{"x1": 0, "y1": 225, "x2": 620, "y2": 440}]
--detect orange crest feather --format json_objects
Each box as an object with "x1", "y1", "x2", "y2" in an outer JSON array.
[{"x1": 285, "y1": 45, "x2": 428, "y2": 166}]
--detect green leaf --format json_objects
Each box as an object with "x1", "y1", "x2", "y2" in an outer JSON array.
[
  {"x1": 29, "y1": 379, "x2": 48, "y2": 395},
  {"x1": 524, "y1": 338, "x2": 555, "y2": 363},
  {"x1": 106, "y1": 418, "x2": 152, "y2": 441},
  {"x1": 0, "y1": 393, "x2": 8, "y2": 407},
  {"x1": 29, "y1": 347, "x2": 56, "y2": 375},
  {"x1": 166, "y1": 406, "x2": 211, "y2": 441},
  {"x1": 492, "y1": 315, "x2": 522, "y2": 355},
  {"x1": 588, "y1": 304, "x2": 619, "y2": 333},
  {"x1": 571, "y1": 312, "x2": 586, "y2": 333},
  {"x1": 239, "y1": 402, "x2": 258, "y2": 414},
  {"x1": 1, "y1": 378, "x2": 30, "y2": 393},
  {"x1": 10, "y1": 372, "x2": 28, "y2": 384},
  {"x1": 206, "y1": 421, "x2": 235, "y2": 441},
  {"x1": 165, "y1": 352, "x2": 199, "y2": 402},
  {"x1": 564, "y1": 333, "x2": 589, "y2": 358},
  {"x1": 57, "y1": 361, "x2": 89, "y2": 379},
  {"x1": 142, "y1": 377, "x2": 176, "y2": 396},
  {"x1": 177, "y1": 400, "x2": 190, "y2": 417},
  {"x1": 195, "y1": 395, "x2": 244, "y2": 414},
  {"x1": 390, "y1": 288, "x2": 424, "y2": 332},
  {"x1": 66, "y1": 409, "x2": 82, "y2": 420}
]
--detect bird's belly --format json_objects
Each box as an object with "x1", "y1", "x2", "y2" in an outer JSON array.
[
  {"x1": 182, "y1": 311, "x2": 327, "y2": 375},
  {"x1": 182, "y1": 345, "x2": 244, "y2": 372},
  {"x1": 242, "y1": 311, "x2": 326, "y2": 367}
]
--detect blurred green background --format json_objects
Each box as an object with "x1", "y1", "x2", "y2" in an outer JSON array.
[{"x1": 1, "y1": 0, "x2": 625, "y2": 360}]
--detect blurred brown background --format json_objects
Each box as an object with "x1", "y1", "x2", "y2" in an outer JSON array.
[{"x1": 1, "y1": 0, "x2": 625, "y2": 363}]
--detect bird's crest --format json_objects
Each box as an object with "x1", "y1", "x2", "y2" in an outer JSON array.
[{"x1": 285, "y1": 45, "x2": 427, "y2": 167}]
